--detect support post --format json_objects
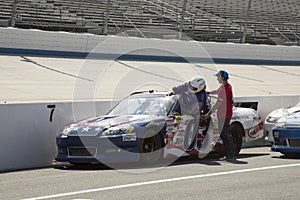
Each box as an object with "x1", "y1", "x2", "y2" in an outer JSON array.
[
  {"x1": 103, "y1": 0, "x2": 111, "y2": 35},
  {"x1": 241, "y1": 0, "x2": 252, "y2": 43},
  {"x1": 178, "y1": 0, "x2": 187, "y2": 40}
]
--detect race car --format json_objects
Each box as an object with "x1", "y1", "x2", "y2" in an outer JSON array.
[
  {"x1": 264, "y1": 101, "x2": 300, "y2": 144},
  {"x1": 55, "y1": 90, "x2": 263, "y2": 165},
  {"x1": 271, "y1": 112, "x2": 300, "y2": 157}
]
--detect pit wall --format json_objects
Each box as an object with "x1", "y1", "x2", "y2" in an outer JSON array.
[
  {"x1": 1, "y1": 96, "x2": 299, "y2": 172},
  {"x1": 234, "y1": 95, "x2": 300, "y2": 120},
  {"x1": 0, "y1": 100, "x2": 118, "y2": 172},
  {"x1": 0, "y1": 27, "x2": 300, "y2": 65}
]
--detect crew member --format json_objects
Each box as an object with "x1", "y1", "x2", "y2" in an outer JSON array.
[
  {"x1": 168, "y1": 76, "x2": 208, "y2": 118},
  {"x1": 205, "y1": 70, "x2": 236, "y2": 161}
]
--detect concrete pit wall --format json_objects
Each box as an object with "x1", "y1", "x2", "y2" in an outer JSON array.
[
  {"x1": 0, "y1": 27, "x2": 300, "y2": 65},
  {"x1": 0, "y1": 100, "x2": 117, "y2": 172}
]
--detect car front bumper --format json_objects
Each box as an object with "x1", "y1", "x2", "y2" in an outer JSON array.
[
  {"x1": 55, "y1": 135, "x2": 141, "y2": 163},
  {"x1": 271, "y1": 145, "x2": 300, "y2": 154},
  {"x1": 264, "y1": 122, "x2": 275, "y2": 143},
  {"x1": 271, "y1": 128, "x2": 300, "y2": 154}
]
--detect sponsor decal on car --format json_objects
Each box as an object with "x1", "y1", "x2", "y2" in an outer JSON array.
[
  {"x1": 248, "y1": 121, "x2": 264, "y2": 138},
  {"x1": 122, "y1": 133, "x2": 137, "y2": 141},
  {"x1": 146, "y1": 121, "x2": 161, "y2": 127}
]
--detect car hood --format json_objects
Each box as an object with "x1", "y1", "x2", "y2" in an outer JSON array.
[
  {"x1": 266, "y1": 105, "x2": 300, "y2": 123},
  {"x1": 271, "y1": 105, "x2": 300, "y2": 117},
  {"x1": 277, "y1": 112, "x2": 300, "y2": 126},
  {"x1": 63, "y1": 115, "x2": 165, "y2": 135}
]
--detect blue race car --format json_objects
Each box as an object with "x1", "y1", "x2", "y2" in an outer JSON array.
[
  {"x1": 272, "y1": 112, "x2": 300, "y2": 157},
  {"x1": 55, "y1": 90, "x2": 263, "y2": 166},
  {"x1": 264, "y1": 101, "x2": 300, "y2": 144}
]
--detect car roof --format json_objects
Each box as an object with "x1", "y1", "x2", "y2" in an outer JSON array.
[{"x1": 130, "y1": 90, "x2": 169, "y2": 97}]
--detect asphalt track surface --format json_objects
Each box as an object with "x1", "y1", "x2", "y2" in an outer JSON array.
[
  {"x1": 1, "y1": 147, "x2": 300, "y2": 200},
  {"x1": 1, "y1": 55, "x2": 300, "y2": 103},
  {"x1": 1, "y1": 55, "x2": 300, "y2": 200}
]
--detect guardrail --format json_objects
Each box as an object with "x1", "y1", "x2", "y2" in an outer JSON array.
[{"x1": 0, "y1": 27, "x2": 300, "y2": 65}]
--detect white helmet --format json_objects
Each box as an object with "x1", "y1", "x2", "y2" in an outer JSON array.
[{"x1": 189, "y1": 76, "x2": 206, "y2": 93}]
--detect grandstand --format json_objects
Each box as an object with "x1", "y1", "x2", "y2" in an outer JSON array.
[{"x1": 0, "y1": 0, "x2": 299, "y2": 45}]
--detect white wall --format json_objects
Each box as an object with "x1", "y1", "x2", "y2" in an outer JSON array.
[
  {"x1": 234, "y1": 95, "x2": 300, "y2": 119},
  {"x1": 0, "y1": 27, "x2": 299, "y2": 64},
  {"x1": 0, "y1": 100, "x2": 117, "y2": 172}
]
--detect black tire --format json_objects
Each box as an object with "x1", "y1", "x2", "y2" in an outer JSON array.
[
  {"x1": 215, "y1": 123, "x2": 243, "y2": 157},
  {"x1": 231, "y1": 123, "x2": 243, "y2": 156},
  {"x1": 140, "y1": 129, "x2": 164, "y2": 164},
  {"x1": 284, "y1": 153, "x2": 300, "y2": 158},
  {"x1": 183, "y1": 119, "x2": 197, "y2": 151}
]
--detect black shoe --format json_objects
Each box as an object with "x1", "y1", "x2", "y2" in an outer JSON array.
[
  {"x1": 226, "y1": 156, "x2": 237, "y2": 162},
  {"x1": 219, "y1": 156, "x2": 227, "y2": 161}
]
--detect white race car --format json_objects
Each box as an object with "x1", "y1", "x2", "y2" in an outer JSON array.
[{"x1": 205, "y1": 95, "x2": 264, "y2": 157}]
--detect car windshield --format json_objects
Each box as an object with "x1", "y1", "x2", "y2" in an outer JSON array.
[
  {"x1": 208, "y1": 95, "x2": 217, "y2": 105},
  {"x1": 108, "y1": 94, "x2": 176, "y2": 116}
]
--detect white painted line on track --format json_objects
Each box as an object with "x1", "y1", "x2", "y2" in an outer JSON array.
[{"x1": 22, "y1": 163, "x2": 300, "y2": 200}]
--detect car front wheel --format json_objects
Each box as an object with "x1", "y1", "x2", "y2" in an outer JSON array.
[{"x1": 140, "y1": 129, "x2": 164, "y2": 164}]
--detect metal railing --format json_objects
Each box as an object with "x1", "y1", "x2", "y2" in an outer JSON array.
[
  {"x1": 143, "y1": 0, "x2": 195, "y2": 30},
  {"x1": 122, "y1": 14, "x2": 146, "y2": 38},
  {"x1": 108, "y1": 16, "x2": 129, "y2": 37},
  {"x1": 7, "y1": 0, "x2": 300, "y2": 46}
]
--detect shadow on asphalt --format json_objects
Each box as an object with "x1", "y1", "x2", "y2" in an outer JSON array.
[
  {"x1": 271, "y1": 154, "x2": 300, "y2": 160},
  {"x1": 53, "y1": 151, "x2": 271, "y2": 171},
  {"x1": 168, "y1": 151, "x2": 270, "y2": 166}
]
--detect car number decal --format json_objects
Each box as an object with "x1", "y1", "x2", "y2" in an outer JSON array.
[{"x1": 122, "y1": 133, "x2": 137, "y2": 141}]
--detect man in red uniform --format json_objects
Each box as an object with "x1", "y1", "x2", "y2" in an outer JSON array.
[{"x1": 205, "y1": 70, "x2": 236, "y2": 161}]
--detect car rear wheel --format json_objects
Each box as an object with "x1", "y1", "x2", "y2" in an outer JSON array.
[
  {"x1": 140, "y1": 129, "x2": 164, "y2": 164},
  {"x1": 215, "y1": 123, "x2": 243, "y2": 157},
  {"x1": 231, "y1": 124, "x2": 243, "y2": 156}
]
